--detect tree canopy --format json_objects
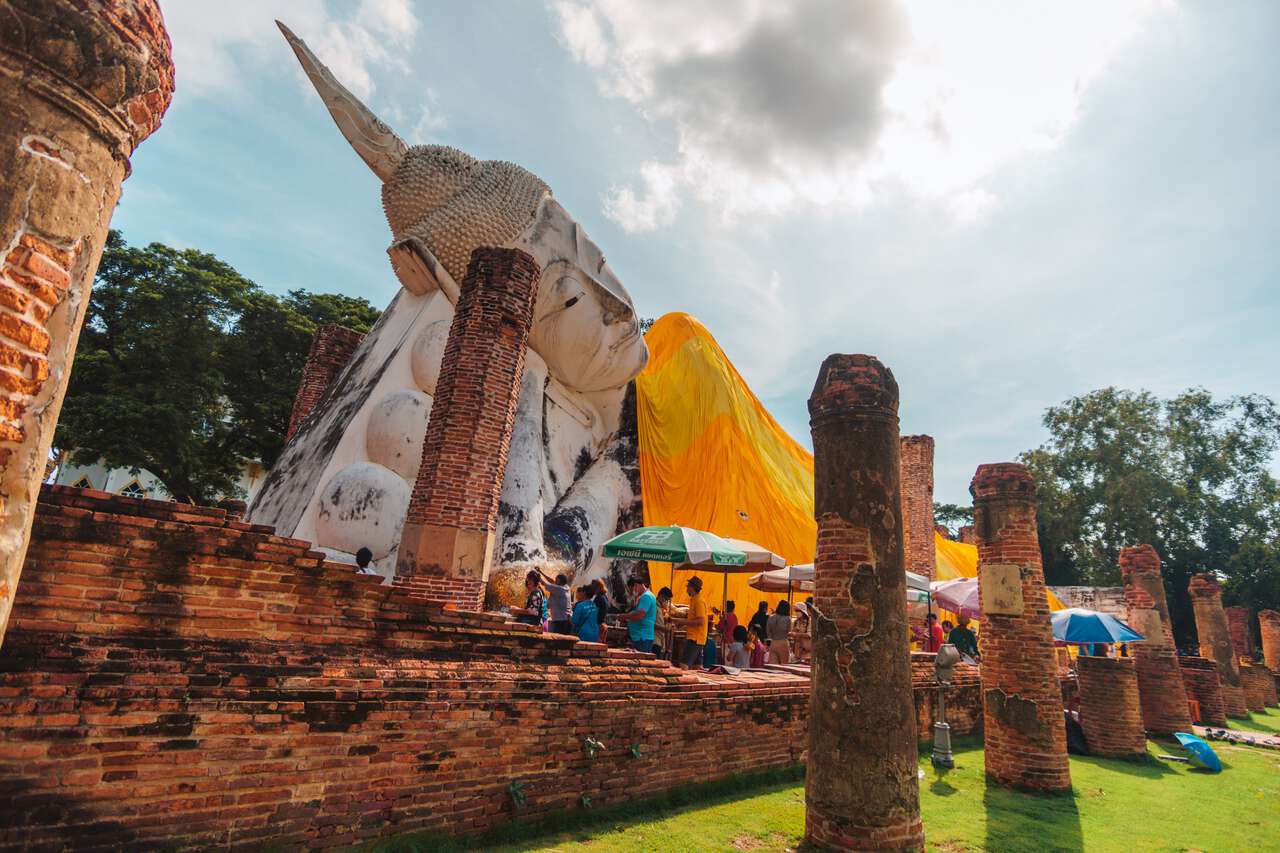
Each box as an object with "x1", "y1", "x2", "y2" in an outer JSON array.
[
  {"x1": 1021, "y1": 387, "x2": 1280, "y2": 646},
  {"x1": 55, "y1": 231, "x2": 379, "y2": 504}
]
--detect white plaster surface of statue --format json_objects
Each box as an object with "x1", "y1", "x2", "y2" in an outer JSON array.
[{"x1": 247, "y1": 23, "x2": 648, "y2": 601}]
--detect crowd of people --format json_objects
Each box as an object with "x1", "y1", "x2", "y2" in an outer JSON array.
[
  {"x1": 506, "y1": 569, "x2": 1001, "y2": 671},
  {"x1": 508, "y1": 570, "x2": 811, "y2": 671}
]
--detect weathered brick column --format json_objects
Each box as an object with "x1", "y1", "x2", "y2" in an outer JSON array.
[
  {"x1": 957, "y1": 525, "x2": 976, "y2": 546},
  {"x1": 971, "y1": 463, "x2": 1071, "y2": 791},
  {"x1": 1240, "y1": 662, "x2": 1277, "y2": 710},
  {"x1": 899, "y1": 434, "x2": 936, "y2": 582},
  {"x1": 1178, "y1": 656, "x2": 1228, "y2": 726},
  {"x1": 1260, "y1": 609, "x2": 1280, "y2": 676},
  {"x1": 286, "y1": 323, "x2": 366, "y2": 440},
  {"x1": 806, "y1": 355, "x2": 923, "y2": 852},
  {"x1": 0, "y1": 0, "x2": 173, "y2": 647},
  {"x1": 395, "y1": 248, "x2": 538, "y2": 608},
  {"x1": 1119, "y1": 545, "x2": 1193, "y2": 734},
  {"x1": 1076, "y1": 656, "x2": 1146, "y2": 758},
  {"x1": 1224, "y1": 606, "x2": 1253, "y2": 662},
  {"x1": 1188, "y1": 573, "x2": 1248, "y2": 717}
]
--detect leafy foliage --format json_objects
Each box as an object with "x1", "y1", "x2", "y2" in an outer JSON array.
[
  {"x1": 933, "y1": 502, "x2": 974, "y2": 533},
  {"x1": 1022, "y1": 387, "x2": 1280, "y2": 643},
  {"x1": 56, "y1": 232, "x2": 379, "y2": 504}
]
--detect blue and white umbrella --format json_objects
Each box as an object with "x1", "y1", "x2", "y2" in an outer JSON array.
[{"x1": 1050, "y1": 608, "x2": 1145, "y2": 644}]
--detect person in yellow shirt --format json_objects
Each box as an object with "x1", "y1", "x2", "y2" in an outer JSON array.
[{"x1": 671, "y1": 576, "x2": 709, "y2": 669}]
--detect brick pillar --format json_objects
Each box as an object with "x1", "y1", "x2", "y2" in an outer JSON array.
[
  {"x1": 1076, "y1": 656, "x2": 1146, "y2": 758},
  {"x1": 395, "y1": 248, "x2": 538, "y2": 605},
  {"x1": 899, "y1": 435, "x2": 936, "y2": 582},
  {"x1": 1119, "y1": 545, "x2": 1193, "y2": 734},
  {"x1": 0, "y1": 0, "x2": 173, "y2": 648},
  {"x1": 1178, "y1": 656, "x2": 1228, "y2": 726},
  {"x1": 1224, "y1": 606, "x2": 1253, "y2": 662},
  {"x1": 286, "y1": 324, "x2": 366, "y2": 440},
  {"x1": 971, "y1": 463, "x2": 1070, "y2": 792},
  {"x1": 805, "y1": 355, "x2": 923, "y2": 852},
  {"x1": 1240, "y1": 662, "x2": 1277, "y2": 710},
  {"x1": 1260, "y1": 610, "x2": 1280, "y2": 674},
  {"x1": 957, "y1": 525, "x2": 976, "y2": 546},
  {"x1": 1188, "y1": 573, "x2": 1248, "y2": 717}
]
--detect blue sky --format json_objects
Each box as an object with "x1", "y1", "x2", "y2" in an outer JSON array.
[{"x1": 113, "y1": 1, "x2": 1280, "y2": 506}]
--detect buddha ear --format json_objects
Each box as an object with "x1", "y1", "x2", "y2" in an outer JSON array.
[
  {"x1": 277, "y1": 20, "x2": 407, "y2": 182},
  {"x1": 388, "y1": 237, "x2": 460, "y2": 302}
]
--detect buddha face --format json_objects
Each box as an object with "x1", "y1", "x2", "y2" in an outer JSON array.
[{"x1": 515, "y1": 196, "x2": 648, "y2": 393}]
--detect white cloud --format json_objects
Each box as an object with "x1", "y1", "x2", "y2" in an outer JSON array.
[
  {"x1": 603, "y1": 161, "x2": 681, "y2": 232},
  {"x1": 553, "y1": 0, "x2": 1174, "y2": 230},
  {"x1": 164, "y1": 0, "x2": 419, "y2": 101}
]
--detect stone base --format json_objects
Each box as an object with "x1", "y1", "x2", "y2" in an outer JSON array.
[{"x1": 397, "y1": 522, "x2": 494, "y2": 582}]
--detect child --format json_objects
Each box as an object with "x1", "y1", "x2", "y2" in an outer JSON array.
[
  {"x1": 571, "y1": 585, "x2": 599, "y2": 643},
  {"x1": 729, "y1": 625, "x2": 750, "y2": 668},
  {"x1": 747, "y1": 627, "x2": 767, "y2": 669}
]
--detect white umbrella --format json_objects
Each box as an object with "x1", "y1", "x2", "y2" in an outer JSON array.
[{"x1": 931, "y1": 577, "x2": 981, "y2": 618}]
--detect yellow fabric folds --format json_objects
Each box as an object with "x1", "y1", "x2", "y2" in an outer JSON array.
[
  {"x1": 637, "y1": 313, "x2": 813, "y2": 610},
  {"x1": 636, "y1": 311, "x2": 1065, "y2": 615}
]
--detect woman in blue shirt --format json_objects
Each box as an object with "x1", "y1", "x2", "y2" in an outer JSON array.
[{"x1": 571, "y1": 585, "x2": 600, "y2": 642}]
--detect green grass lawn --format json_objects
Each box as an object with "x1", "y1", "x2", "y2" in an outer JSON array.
[{"x1": 374, "y1": 708, "x2": 1280, "y2": 853}]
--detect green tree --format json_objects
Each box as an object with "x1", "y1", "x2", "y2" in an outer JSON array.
[
  {"x1": 933, "y1": 502, "x2": 973, "y2": 534},
  {"x1": 221, "y1": 290, "x2": 379, "y2": 470},
  {"x1": 56, "y1": 232, "x2": 379, "y2": 503},
  {"x1": 1022, "y1": 387, "x2": 1280, "y2": 644}
]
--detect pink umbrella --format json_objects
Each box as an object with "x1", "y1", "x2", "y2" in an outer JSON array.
[{"x1": 930, "y1": 578, "x2": 981, "y2": 618}]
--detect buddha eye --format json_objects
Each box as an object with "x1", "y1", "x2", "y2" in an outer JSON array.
[{"x1": 564, "y1": 295, "x2": 580, "y2": 308}]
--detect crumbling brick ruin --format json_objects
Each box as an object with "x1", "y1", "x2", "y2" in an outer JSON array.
[
  {"x1": 806, "y1": 355, "x2": 924, "y2": 852},
  {"x1": 1224, "y1": 605, "x2": 1254, "y2": 662},
  {"x1": 1188, "y1": 573, "x2": 1248, "y2": 718},
  {"x1": 0, "y1": 0, "x2": 173, "y2": 647},
  {"x1": 899, "y1": 435, "x2": 937, "y2": 582},
  {"x1": 286, "y1": 324, "x2": 367, "y2": 441},
  {"x1": 396, "y1": 248, "x2": 540, "y2": 610},
  {"x1": 1240, "y1": 662, "x2": 1277, "y2": 710},
  {"x1": 0, "y1": 486, "x2": 810, "y2": 849},
  {"x1": 0, "y1": 484, "x2": 993, "y2": 849},
  {"x1": 1259, "y1": 609, "x2": 1280, "y2": 694},
  {"x1": 971, "y1": 463, "x2": 1070, "y2": 792},
  {"x1": 1119, "y1": 545, "x2": 1193, "y2": 734},
  {"x1": 1178, "y1": 655, "x2": 1229, "y2": 726},
  {"x1": 1075, "y1": 657, "x2": 1145, "y2": 758}
]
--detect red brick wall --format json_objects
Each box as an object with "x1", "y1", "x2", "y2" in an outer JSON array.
[
  {"x1": 971, "y1": 463, "x2": 1070, "y2": 792},
  {"x1": 1224, "y1": 606, "x2": 1253, "y2": 662},
  {"x1": 1178, "y1": 655, "x2": 1228, "y2": 726},
  {"x1": 899, "y1": 435, "x2": 936, "y2": 582},
  {"x1": 1260, "y1": 609, "x2": 1280, "y2": 675},
  {"x1": 911, "y1": 653, "x2": 982, "y2": 741},
  {"x1": 1188, "y1": 573, "x2": 1248, "y2": 718},
  {"x1": 1240, "y1": 662, "x2": 1277, "y2": 710},
  {"x1": 1076, "y1": 657, "x2": 1145, "y2": 758},
  {"x1": 957, "y1": 526, "x2": 976, "y2": 546},
  {"x1": 390, "y1": 574, "x2": 485, "y2": 612},
  {"x1": 398, "y1": 248, "x2": 538, "y2": 588},
  {"x1": 0, "y1": 486, "x2": 809, "y2": 850},
  {"x1": 286, "y1": 324, "x2": 366, "y2": 441},
  {"x1": 1119, "y1": 545, "x2": 1193, "y2": 734}
]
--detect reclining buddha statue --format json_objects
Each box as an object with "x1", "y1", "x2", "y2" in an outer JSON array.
[{"x1": 247, "y1": 23, "x2": 648, "y2": 604}]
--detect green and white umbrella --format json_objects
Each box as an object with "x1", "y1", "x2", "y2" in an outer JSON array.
[{"x1": 603, "y1": 525, "x2": 748, "y2": 566}]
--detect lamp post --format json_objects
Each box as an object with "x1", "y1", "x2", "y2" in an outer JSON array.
[{"x1": 933, "y1": 643, "x2": 961, "y2": 768}]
